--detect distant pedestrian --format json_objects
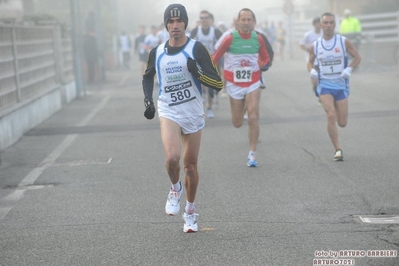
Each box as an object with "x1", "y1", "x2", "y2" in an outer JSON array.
[
  {"x1": 267, "y1": 21, "x2": 276, "y2": 49},
  {"x1": 156, "y1": 23, "x2": 169, "y2": 44},
  {"x1": 144, "y1": 25, "x2": 161, "y2": 54},
  {"x1": 276, "y1": 21, "x2": 286, "y2": 60},
  {"x1": 134, "y1": 25, "x2": 147, "y2": 74},
  {"x1": 190, "y1": 10, "x2": 223, "y2": 118},
  {"x1": 119, "y1": 31, "x2": 132, "y2": 69},
  {"x1": 299, "y1": 17, "x2": 323, "y2": 99},
  {"x1": 83, "y1": 29, "x2": 98, "y2": 84},
  {"x1": 299, "y1": 17, "x2": 323, "y2": 62},
  {"x1": 340, "y1": 9, "x2": 362, "y2": 50}
]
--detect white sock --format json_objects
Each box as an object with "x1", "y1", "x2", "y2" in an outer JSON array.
[
  {"x1": 248, "y1": 151, "x2": 256, "y2": 159},
  {"x1": 172, "y1": 181, "x2": 181, "y2": 192},
  {"x1": 185, "y1": 201, "x2": 195, "y2": 213}
]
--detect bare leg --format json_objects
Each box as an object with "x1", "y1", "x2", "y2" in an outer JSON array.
[
  {"x1": 319, "y1": 94, "x2": 348, "y2": 151},
  {"x1": 160, "y1": 117, "x2": 182, "y2": 185},
  {"x1": 335, "y1": 98, "x2": 348, "y2": 128},
  {"x1": 229, "y1": 96, "x2": 246, "y2": 128},
  {"x1": 181, "y1": 130, "x2": 201, "y2": 203},
  {"x1": 245, "y1": 88, "x2": 261, "y2": 154}
]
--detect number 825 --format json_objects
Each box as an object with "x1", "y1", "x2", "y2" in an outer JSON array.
[{"x1": 235, "y1": 70, "x2": 251, "y2": 80}]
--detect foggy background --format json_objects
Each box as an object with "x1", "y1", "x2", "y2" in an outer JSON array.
[
  {"x1": 0, "y1": 0, "x2": 398, "y2": 67},
  {"x1": 116, "y1": 0, "x2": 326, "y2": 35},
  {"x1": 2, "y1": 0, "x2": 398, "y2": 35}
]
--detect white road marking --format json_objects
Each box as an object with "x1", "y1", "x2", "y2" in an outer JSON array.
[
  {"x1": 359, "y1": 216, "x2": 399, "y2": 224},
  {"x1": 49, "y1": 157, "x2": 113, "y2": 167},
  {"x1": 3, "y1": 190, "x2": 25, "y2": 202},
  {"x1": 0, "y1": 207, "x2": 13, "y2": 220},
  {"x1": 0, "y1": 96, "x2": 111, "y2": 219}
]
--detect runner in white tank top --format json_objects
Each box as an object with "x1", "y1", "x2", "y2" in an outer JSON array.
[
  {"x1": 142, "y1": 4, "x2": 223, "y2": 233},
  {"x1": 190, "y1": 10, "x2": 223, "y2": 118},
  {"x1": 307, "y1": 12, "x2": 361, "y2": 162}
]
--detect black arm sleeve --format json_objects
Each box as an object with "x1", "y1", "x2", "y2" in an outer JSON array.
[
  {"x1": 142, "y1": 47, "x2": 157, "y2": 101},
  {"x1": 190, "y1": 27, "x2": 198, "y2": 39},
  {"x1": 193, "y1": 42, "x2": 223, "y2": 91},
  {"x1": 215, "y1": 28, "x2": 223, "y2": 40},
  {"x1": 257, "y1": 31, "x2": 274, "y2": 62}
]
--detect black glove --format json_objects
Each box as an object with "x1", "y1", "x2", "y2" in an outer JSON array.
[
  {"x1": 144, "y1": 99, "x2": 155, "y2": 120},
  {"x1": 260, "y1": 62, "x2": 272, "y2": 72},
  {"x1": 187, "y1": 57, "x2": 201, "y2": 78}
]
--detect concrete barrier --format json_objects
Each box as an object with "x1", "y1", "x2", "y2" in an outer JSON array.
[{"x1": 0, "y1": 80, "x2": 76, "y2": 151}]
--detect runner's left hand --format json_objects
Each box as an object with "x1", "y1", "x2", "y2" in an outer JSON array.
[
  {"x1": 187, "y1": 57, "x2": 201, "y2": 78},
  {"x1": 144, "y1": 99, "x2": 155, "y2": 120},
  {"x1": 310, "y1": 69, "x2": 318, "y2": 80},
  {"x1": 340, "y1": 67, "x2": 352, "y2": 79}
]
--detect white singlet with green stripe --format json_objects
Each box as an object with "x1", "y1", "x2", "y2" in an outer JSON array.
[{"x1": 223, "y1": 31, "x2": 261, "y2": 87}]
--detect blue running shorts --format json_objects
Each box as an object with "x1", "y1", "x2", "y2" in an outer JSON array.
[{"x1": 319, "y1": 88, "x2": 349, "y2": 101}]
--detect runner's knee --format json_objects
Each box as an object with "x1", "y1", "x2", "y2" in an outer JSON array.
[
  {"x1": 232, "y1": 118, "x2": 243, "y2": 128},
  {"x1": 184, "y1": 163, "x2": 197, "y2": 177},
  {"x1": 166, "y1": 155, "x2": 180, "y2": 169},
  {"x1": 338, "y1": 119, "x2": 347, "y2": 128},
  {"x1": 326, "y1": 111, "x2": 337, "y2": 124}
]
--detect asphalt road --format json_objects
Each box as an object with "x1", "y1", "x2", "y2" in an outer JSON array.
[{"x1": 0, "y1": 56, "x2": 398, "y2": 266}]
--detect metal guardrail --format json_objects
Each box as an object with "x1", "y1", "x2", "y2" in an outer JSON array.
[
  {"x1": 359, "y1": 11, "x2": 399, "y2": 43},
  {"x1": 0, "y1": 24, "x2": 73, "y2": 113},
  {"x1": 293, "y1": 11, "x2": 399, "y2": 43}
]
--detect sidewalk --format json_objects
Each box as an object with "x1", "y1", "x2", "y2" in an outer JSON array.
[{"x1": 0, "y1": 63, "x2": 140, "y2": 189}]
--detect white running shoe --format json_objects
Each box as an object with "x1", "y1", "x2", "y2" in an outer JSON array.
[
  {"x1": 247, "y1": 157, "x2": 258, "y2": 167},
  {"x1": 207, "y1": 108, "x2": 214, "y2": 118},
  {"x1": 183, "y1": 212, "x2": 199, "y2": 233},
  {"x1": 165, "y1": 187, "x2": 183, "y2": 216},
  {"x1": 333, "y1": 149, "x2": 343, "y2": 162}
]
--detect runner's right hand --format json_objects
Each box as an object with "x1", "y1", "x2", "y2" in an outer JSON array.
[
  {"x1": 144, "y1": 99, "x2": 155, "y2": 120},
  {"x1": 310, "y1": 69, "x2": 318, "y2": 80}
]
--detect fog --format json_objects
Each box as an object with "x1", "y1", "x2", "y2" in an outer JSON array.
[{"x1": 117, "y1": 0, "x2": 304, "y2": 34}]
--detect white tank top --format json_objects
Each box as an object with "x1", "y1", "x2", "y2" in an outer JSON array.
[
  {"x1": 196, "y1": 26, "x2": 216, "y2": 54},
  {"x1": 314, "y1": 34, "x2": 348, "y2": 80},
  {"x1": 156, "y1": 39, "x2": 204, "y2": 118},
  {"x1": 120, "y1": 35, "x2": 131, "y2": 52}
]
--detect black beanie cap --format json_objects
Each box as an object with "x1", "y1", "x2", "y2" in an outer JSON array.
[{"x1": 164, "y1": 3, "x2": 188, "y2": 30}]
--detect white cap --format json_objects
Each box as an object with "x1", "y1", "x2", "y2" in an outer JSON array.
[
  {"x1": 344, "y1": 9, "x2": 352, "y2": 16},
  {"x1": 217, "y1": 21, "x2": 226, "y2": 27}
]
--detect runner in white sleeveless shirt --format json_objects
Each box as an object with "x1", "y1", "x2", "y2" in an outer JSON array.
[
  {"x1": 300, "y1": 17, "x2": 323, "y2": 101},
  {"x1": 142, "y1": 4, "x2": 222, "y2": 233},
  {"x1": 190, "y1": 10, "x2": 223, "y2": 118},
  {"x1": 307, "y1": 12, "x2": 361, "y2": 162}
]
